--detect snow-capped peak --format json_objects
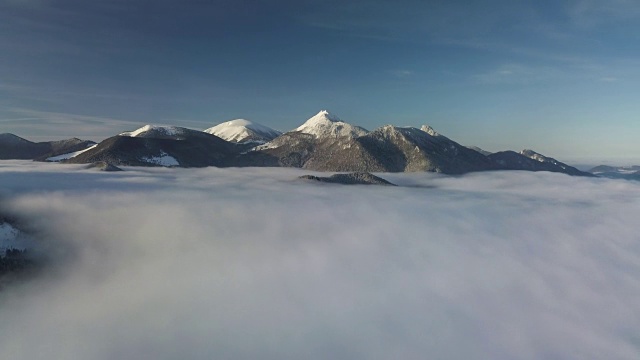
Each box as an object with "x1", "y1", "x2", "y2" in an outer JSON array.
[
  {"x1": 420, "y1": 125, "x2": 440, "y2": 137},
  {"x1": 294, "y1": 110, "x2": 368, "y2": 139},
  {"x1": 312, "y1": 110, "x2": 341, "y2": 122},
  {"x1": 204, "y1": 119, "x2": 281, "y2": 143},
  {"x1": 119, "y1": 125, "x2": 186, "y2": 138}
]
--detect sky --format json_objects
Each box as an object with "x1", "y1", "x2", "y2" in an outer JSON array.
[
  {"x1": 1, "y1": 0, "x2": 639, "y2": 162},
  {"x1": 2, "y1": 163, "x2": 640, "y2": 359}
]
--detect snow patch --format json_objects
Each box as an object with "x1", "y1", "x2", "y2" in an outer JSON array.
[
  {"x1": 141, "y1": 152, "x2": 179, "y2": 167},
  {"x1": 420, "y1": 125, "x2": 440, "y2": 137}
]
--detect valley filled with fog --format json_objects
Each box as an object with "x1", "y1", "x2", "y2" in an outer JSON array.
[{"x1": 1, "y1": 161, "x2": 639, "y2": 359}]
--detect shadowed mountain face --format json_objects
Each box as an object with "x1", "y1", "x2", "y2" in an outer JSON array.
[
  {"x1": 355, "y1": 126, "x2": 495, "y2": 173},
  {"x1": 0, "y1": 134, "x2": 95, "y2": 160},
  {"x1": 240, "y1": 111, "x2": 495, "y2": 174},
  {"x1": 239, "y1": 131, "x2": 385, "y2": 171},
  {"x1": 245, "y1": 124, "x2": 494, "y2": 174},
  {"x1": 68, "y1": 132, "x2": 238, "y2": 167}
]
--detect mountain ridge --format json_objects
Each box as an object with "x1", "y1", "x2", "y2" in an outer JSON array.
[{"x1": 0, "y1": 111, "x2": 594, "y2": 177}]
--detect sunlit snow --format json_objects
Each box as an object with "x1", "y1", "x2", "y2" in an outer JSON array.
[
  {"x1": 141, "y1": 152, "x2": 179, "y2": 166},
  {"x1": 204, "y1": 119, "x2": 281, "y2": 143},
  {"x1": 119, "y1": 125, "x2": 183, "y2": 137},
  {"x1": 46, "y1": 144, "x2": 98, "y2": 162}
]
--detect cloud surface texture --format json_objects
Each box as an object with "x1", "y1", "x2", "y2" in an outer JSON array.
[{"x1": 1, "y1": 162, "x2": 639, "y2": 359}]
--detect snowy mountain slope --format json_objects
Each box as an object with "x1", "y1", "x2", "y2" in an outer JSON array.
[
  {"x1": 47, "y1": 144, "x2": 98, "y2": 162},
  {"x1": 119, "y1": 125, "x2": 192, "y2": 139},
  {"x1": 420, "y1": 125, "x2": 441, "y2": 137},
  {"x1": 204, "y1": 119, "x2": 281, "y2": 143},
  {"x1": 520, "y1": 149, "x2": 565, "y2": 168}
]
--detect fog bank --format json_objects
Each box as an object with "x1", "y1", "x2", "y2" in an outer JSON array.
[{"x1": 1, "y1": 162, "x2": 639, "y2": 359}]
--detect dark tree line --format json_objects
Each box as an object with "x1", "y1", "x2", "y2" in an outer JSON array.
[{"x1": 1, "y1": 248, "x2": 35, "y2": 278}]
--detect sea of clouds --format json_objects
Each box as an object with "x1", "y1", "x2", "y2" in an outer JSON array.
[{"x1": 1, "y1": 161, "x2": 639, "y2": 360}]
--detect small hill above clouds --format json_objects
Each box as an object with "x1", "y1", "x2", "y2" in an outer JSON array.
[
  {"x1": 86, "y1": 161, "x2": 123, "y2": 172},
  {"x1": 204, "y1": 119, "x2": 281, "y2": 144},
  {"x1": 299, "y1": 172, "x2": 396, "y2": 186}
]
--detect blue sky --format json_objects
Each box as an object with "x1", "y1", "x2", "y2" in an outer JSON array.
[{"x1": 1, "y1": 0, "x2": 639, "y2": 162}]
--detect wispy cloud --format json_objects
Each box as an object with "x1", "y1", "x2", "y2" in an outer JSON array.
[
  {"x1": 389, "y1": 69, "x2": 414, "y2": 78},
  {"x1": 567, "y1": 0, "x2": 640, "y2": 28},
  {"x1": 473, "y1": 63, "x2": 562, "y2": 85},
  {"x1": 0, "y1": 108, "x2": 146, "y2": 141},
  {"x1": 599, "y1": 76, "x2": 619, "y2": 83}
]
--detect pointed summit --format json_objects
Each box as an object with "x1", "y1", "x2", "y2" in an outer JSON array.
[
  {"x1": 311, "y1": 110, "x2": 341, "y2": 122},
  {"x1": 294, "y1": 110, "x2": 368, "y2": 139}
]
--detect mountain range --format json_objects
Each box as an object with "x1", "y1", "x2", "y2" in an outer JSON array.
[
  {"x1": 0, "y1": 110, "x2": 598, "y2": 177},
  {"x1": 586, "y1": 165, "x2": 640, "y2": 180},
  {"x1": 0, "y1": 134, "x2": 95, "y2": 161}
]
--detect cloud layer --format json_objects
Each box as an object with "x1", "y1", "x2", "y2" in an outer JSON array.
[{"x1": 1, "y1": 162, "x2": 639, "y2": 359}]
